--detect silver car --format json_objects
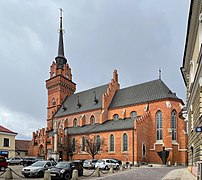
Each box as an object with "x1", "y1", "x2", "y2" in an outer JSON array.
[
  {"x1": 6, "y1": 157, "x2": 23, "y2": 165},
  {"x1": 21, "y1": 160, "x2": 56, "y2": 178}
]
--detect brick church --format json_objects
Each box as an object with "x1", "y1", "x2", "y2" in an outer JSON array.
[{"x1": 31, "y1": 12, "x2": 188, "y2": 165}]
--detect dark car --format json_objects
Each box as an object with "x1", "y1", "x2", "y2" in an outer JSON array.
[
  {"x1": 21, "y1": 157, "x2": 38, "y2": 167},
  {"x1": 50, "y1": 161, "x2": 83, "y2": 180},
  {"x1": 83, "y1": 159, "x2": 98, "y2": 169},
  {"x1": 0, "y1": 156, "x2": 8, "y2": 171}
]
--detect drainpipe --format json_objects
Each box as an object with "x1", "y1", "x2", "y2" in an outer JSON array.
[{"x1": 132, "y1": 128, "x2": 134, "y2": 165}]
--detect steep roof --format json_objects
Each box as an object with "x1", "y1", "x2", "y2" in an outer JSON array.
[
  {"x1": 55, "y1": 79, "x2": 181, "y2": 118},
  {"x1": 55, "y1": 84, "x2": 108, "y2": 117},
  {"x1": 0, "y1": 125, "x2": 17, "y2": 135},
  {"x1": 109, "y1": 79, "x2": 180, "y2": 108},
  {"x1": 68, "y1": 117, "x2": 134, "y2": 135}
]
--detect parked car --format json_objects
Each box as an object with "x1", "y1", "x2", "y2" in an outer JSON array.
[
  {"x1": 50, "y1": 160, "x2": 83, "y2": 180},
  {"x1": 0, "y1": 156, "x2": 8, "y2": 171},
  {"x1": 95, "y1": 159, "x2": 119, "y2": 170},
  {"x1": 110, "y1": 158, "x2": 122, "y2": 165},
  {"x1": 21, "y1": 160, "x2": 57, "y2": 178},
  {"x1": 83, "y1": 159, "x2": 98, "y2": 169},
  {"x1": 6, "y1": 157, "x2": 23, "y2": 165},
  {"x1": 21, "y1": 157, "x2": 39, "y2": 167}
]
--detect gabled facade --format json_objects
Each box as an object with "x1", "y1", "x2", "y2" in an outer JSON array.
[
  {"x1": 181, "y1": 0, "x2": 202, "y2": 175},
  {"x1": 0, "y1": 125, "x2": 17, "y2": 158},
  {"x1": 31, "y1": 10, "x2": 188, "y2": 165}
]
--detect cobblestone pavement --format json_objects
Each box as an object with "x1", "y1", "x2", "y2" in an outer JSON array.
[{"x1": 0, "y1": 165, "x2": 190, "y2": 180}]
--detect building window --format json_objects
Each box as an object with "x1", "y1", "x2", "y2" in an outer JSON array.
[
  {"x1": 171, "y1": 110, "x2": 177, "y2": 140},
  {"x1": 142, "y1": 143, "x2": 146, "y2": 157},
  {"x1": 90, "y1": 115, "x2": 95, "y2": 125},
  {"x1": 96, "y1": 135, "x2": 101, "y2": 151},
  {"x1": 81, "y1": 137, "x2": 85, "y2": 151},
  {"x1": 113, "y1": 114, "x2": 119, "y2": 120},
  {"x1": 156, "y1": 110, "x2": 162, "y2": 141},
  {"x1": 110, "y1": 134, "x2": 114, "y2": 152},
  {"x1": 3, "y1": 138, "x2": 9, "y2": 147},
  {"x1": 130, "y1": 111, "x2": 137, "y2": 118},
  {"x1": 123, "y1": 133, "x2": 128, "y2": 151},
  {"x1": 72, "y1": 138, "x2": 76, "y2": 152},
  {"x1": 52, "y1": 98, "x2": 56, "y2": 106},
  {"x1": 73, "y1": 118, "x2": 77, "y2": 127}
]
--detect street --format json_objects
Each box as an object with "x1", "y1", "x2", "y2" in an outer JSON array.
[{"x1": 0, "y1": 165, "x2": 184, "y2": 180}]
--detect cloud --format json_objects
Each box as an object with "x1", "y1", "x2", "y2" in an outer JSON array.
[{"x1": 0, "y1": 106, "x2": 45, "y2": 140}]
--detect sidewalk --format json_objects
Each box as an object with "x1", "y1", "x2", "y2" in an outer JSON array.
[{"x1": 162, "y1": 168, "x2": 197, "y2": 180}]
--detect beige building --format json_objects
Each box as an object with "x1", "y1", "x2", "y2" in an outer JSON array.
[
  {"x1": 0, "y1": 125, "x2": 17, "y2": 158},
  {"x1": 181, "y1": 0, "x2": 202, "y2": 175}
]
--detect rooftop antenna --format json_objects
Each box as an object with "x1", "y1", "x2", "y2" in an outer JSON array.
[{"x1": 159, "y1": 68, "x2": 161, "y2": 80}]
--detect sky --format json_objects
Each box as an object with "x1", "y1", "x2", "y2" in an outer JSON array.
[{"x1": 0, "y1": 0, "x2": 190, "y2": 140}]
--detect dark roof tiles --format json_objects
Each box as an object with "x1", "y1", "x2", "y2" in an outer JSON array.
[
  {"x1": 109, "y1": 79, "x2": 180, "y2": 108},
  {"x1": 68, "y1": 118, "x2": 134, "y2": 135}
]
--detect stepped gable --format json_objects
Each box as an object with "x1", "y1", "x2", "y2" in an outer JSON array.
[
  {"x1": 0, "y1": 125, "x2": 17, "y2": 134},
  {"x1": 55, "y1": 84, "x2": 108, "y2": 117},
  {"x1": 109, "y1": 79, "x2": 180, "y2": 109}
]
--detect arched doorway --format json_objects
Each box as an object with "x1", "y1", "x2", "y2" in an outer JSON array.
[{"x1": 39, "y1": 144, "x2": 45, "y2": 159}]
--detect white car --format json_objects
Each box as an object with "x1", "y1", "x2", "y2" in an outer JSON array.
[{"x1": 95, "y1": 159, "x2": 119, "y2": 170}]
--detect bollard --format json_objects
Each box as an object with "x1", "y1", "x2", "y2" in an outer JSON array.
[
  {"x1": 5, "y1": 168, "x2": 13, "y2": 180},
  {"x1": 94, "y1": 167, "x2": 100, "y2": 177},
  {"x1": 174, "y1": 161, "x2": 178, "y2": 166},
  {"x1": 128, "y1": 164, "x2": 131, "y2": 169},
  {"x1": 71, "y1": 169, "x2": 78, "y2": 180},
  {"x1": 109, "y1": 166, "x2": 114, "y2": 173},
  {"x1": 167, "y1": 161, "x2": 171, "y2": 166},
  {"x1": 120, "y1": 165, "x2": 124, "y2": 171},
  {"x1": 44, "y1": 170, "x2": 51, "y2": 180}
]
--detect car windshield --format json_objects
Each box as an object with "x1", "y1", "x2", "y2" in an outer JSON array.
[
  {"x1": 55, "y1": 162, "x2": 70, "y2": 168},
  {"x1": 97, "y1": 160, "x2": 104, "y2": 163},
  {"x1": 31, "y1": 161, "x2": 46, "y2": 167}
]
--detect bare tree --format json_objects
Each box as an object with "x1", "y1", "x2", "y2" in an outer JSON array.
[{"x1": 83, "y1": 135, "x2": 106, "y2": 159}]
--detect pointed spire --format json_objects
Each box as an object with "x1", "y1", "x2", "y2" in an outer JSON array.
[{"x1": 55, "y1": 8, "x2": 67, "y2": 69}]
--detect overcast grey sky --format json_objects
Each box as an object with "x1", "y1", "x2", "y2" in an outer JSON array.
[{"x1": 0, "y1": 0, "x2": 190, "y2": 140}]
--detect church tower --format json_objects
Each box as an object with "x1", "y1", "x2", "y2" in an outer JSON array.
[{"x1": 46, "y1": 10, "x2": 76, "y2": 130}]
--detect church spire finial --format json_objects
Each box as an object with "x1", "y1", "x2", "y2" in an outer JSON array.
[
  {"x1": 55, "y1": 8, "x2": 67, "y2": 69},
  {"x1": 159, "y1": 68, "x2": 161, "y2": 80}
]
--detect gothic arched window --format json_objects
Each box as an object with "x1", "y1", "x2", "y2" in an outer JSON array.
[
  {"x1": 52, "y1": 98, "x2": 56, "y2": 106},
  {"x1": 110, "y1": 134, "x2": 114, "y2": 152},
  {"x1": 123, "y1": 133, "x2": 128, "y2": 151},
  {"x1": 90, "y1": 115, "x2": 95, "y2": 125},
  {"x1": 97, "y1": 135, "x2": 101, "y2": 151},
  {"x1": 81, "y1": 137, "x2": 85, "y2": 151},
  {"x1": 171, "y1": 110, "x2": 177, "y2": 140},
  {"x1": 156, "y1": 110, "x2": 163, "y2": 140},
  {"x1": 130, "y1": 111, "x2": 137, "y2": 118},
  {"x1": 73, "y1": 118, "x2": 77, "y2": 127},
  {"x1": 113, "y1": 114, "x2": 119, "y2": 120},
  {"x1": 72, "y1": 137, "x2": 76, "y2": 152}
]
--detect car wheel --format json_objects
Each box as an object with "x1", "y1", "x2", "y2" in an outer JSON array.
[
  {"x1": 64, "y1": 173, "x2": 71, "y2": 180},
  {"x1": 38, "y1": 171, "x2": 44, "y2": 178},
  {"x1": 24, "y1": 174, "x2": 29, "y2": 178},
  {"x1": 0, "y1": 166, "x2": 5, "y2": 171},
  {"x1": 105, "y1": 166, "x2": 109, "y2": 170}
]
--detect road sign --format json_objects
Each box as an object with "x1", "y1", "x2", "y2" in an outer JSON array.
[{"x1": 196, "y1": 126, "x2": 202, "y2": 132}]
